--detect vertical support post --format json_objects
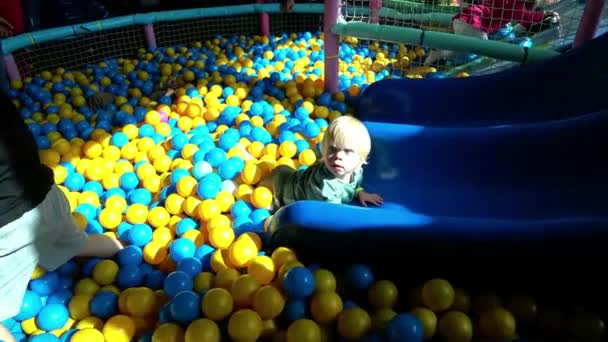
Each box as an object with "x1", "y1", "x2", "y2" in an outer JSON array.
[
  {"x1": 258, "y1": 0, "x2": 270, "y2": 37},
  {"x1": 370, "y1": 0, "x2": 383, "y2": 24},
  {"x1": 4, "y1": 54, "x2": 22, "y2": 82},
  {"x1": 143, "y1": 24, "x2": 157, "y2": 50},
  {"x1": 573, "y1": 0, "x2": 605, "y2": 48},
  {"x1": 324, "y1": 0, "x2": 340, "y2": 94}
]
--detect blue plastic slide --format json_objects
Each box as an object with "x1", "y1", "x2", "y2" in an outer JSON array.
[
  {"x1": 356, "y1": 32, "x2": 608, "y2": 127},
  {"x1": 267, "y1": 110, "x2": 608, "y2": 282}
]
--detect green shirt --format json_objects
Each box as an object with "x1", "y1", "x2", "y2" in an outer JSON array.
[{"x1": 277, "y1": 162, "x2": 364, "y2": 205}]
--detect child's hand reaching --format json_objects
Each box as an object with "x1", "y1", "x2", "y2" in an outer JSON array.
[{"x1": 358, "y1": 191, "x2": 384, "y2": 207}]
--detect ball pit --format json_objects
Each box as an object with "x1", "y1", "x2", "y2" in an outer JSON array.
[{"x1": 2, "y1": 26, "x2": 606, "y2": 342}]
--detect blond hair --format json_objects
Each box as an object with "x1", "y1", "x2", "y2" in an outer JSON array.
[{"x1": 321, "y1": 115, "x2": 372, "y2": 163}]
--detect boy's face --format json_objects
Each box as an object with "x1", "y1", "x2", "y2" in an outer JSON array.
[{"x1": 324, "y1": 144, "x2": 364, "y2": 181}]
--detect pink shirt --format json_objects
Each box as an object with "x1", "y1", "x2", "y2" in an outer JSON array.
[{"x1": 453, "y1": 0, "x2": 545, "y2": 34}]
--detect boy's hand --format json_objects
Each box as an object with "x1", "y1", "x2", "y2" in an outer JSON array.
[
  {"x1": 358, "y1": 191, "x2": 384, "y2": 207},
  {"x1": 281, "y1": 0, "x2": 295, "y2": 13}
]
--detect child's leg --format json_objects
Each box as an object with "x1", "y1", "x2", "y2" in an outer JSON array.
[{"x1": 0, "y1": 323, "x2": 16, "y2": 342}]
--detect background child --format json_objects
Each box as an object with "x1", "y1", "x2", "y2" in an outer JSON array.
[
  {"x1": 424, "y1": 0, "x2": 561, "y2": 65},
  {"x1": 0, "y1": 92, "x2": 123, "y2": 342},
  {"x1": 259, "y1": 115, "x2": 383, "y2": 209},
  {"x1": 88, "y1": 76, "x2": 178, "y2": 110}
]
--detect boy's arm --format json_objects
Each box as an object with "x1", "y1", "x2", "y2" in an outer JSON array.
[{"x1": 512, "y1": 2, "x2": 557, "y2": 30}]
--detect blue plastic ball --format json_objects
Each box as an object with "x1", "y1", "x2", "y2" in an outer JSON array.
[
  {"x1": 169, "y1": 238, "x2": 196, "y2": 263},
  {"x1": 386, "y1": 314, "x2": 424, "y2": 342},
  {"x1": 36, "y1": 303, "x2": 69, "y2": 331},
  {"x1": 163, "y1": 271, "x2": 194, "y2": 298},
  {"x1": 90, "y1": 291, "x2": 118, "y2": 320},
  {"x1": 169, "y1": 291, "x2": 200, "y2": 324},
  {"x1": 282, "y1": 267, "x2": 316, "y2": 299},
  {"x1": 345, "y1": 264, "x2": 375, "y2": 292}
]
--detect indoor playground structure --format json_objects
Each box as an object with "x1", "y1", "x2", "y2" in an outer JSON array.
[{"x1": 1, "y1": 0, "x2": 607, "y2": 341}]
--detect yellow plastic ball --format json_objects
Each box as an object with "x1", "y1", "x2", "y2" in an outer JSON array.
[
  {"x1": 136, "y1": 163, "x2": 156, "y2": 180},
  {"x1": 452, "y1": 288, "x2": 471, "y2": 313},
  {"x1": 198, "y1": 199, "x2": 221, "y2": 222},
  {"x1": 228, "y1": 309, "x2": 263, "y2": 342},
  {"x1": 208, "y1": 226, "x2": 235, "y2": 249},
  {"x1": 245, "y1": 256, "x2": 275, "y2": 286},
  {"x1": 286, "y1": 319, "x2": 321, "y2": 342},
  {"x1": 31, "y1": 266, "x2": 47, "y2": 280},
  {"x1": 210, "y1": 249, "x2": 233, "y2": 273},
  {"x1": 252, "y1": 285, "x2": 285, "y2": 320},
  {"x1": 368, "y1": 280, "x2": 398, "y2": 309},
  {"x1": 371, "y1": 308, "x2": 397, "y2": 332},
  {"x1": 250, "y1": 186, "x2": 273, "y2": 209},
  {"x1": 152, "y1": 323, "x2": 185, "y2": 342},
  {"x1": 313, "y1": 268, "x2": 336, "y2": 293},
  {"x1": 310, "y1": 291, "x2": 343, "y2": 324},
  {"x1": 506, "y1": 294, "x2": 537, "y2": 325},
  {"x1": 143, "y1": 241, "x2": 169, "y2": 265},
  {"x1": 479, "y1": 308, "x2": 517, "y2": 339},
  {"x1": 105, "y1": 195, "x2": 128, "y2": 213},
  {"x1": 337, "y1": 307, "x2": 372, "y2": 340},
  {"x1": 185, "y1": 318, "x2": 221, "y2": 342},
  {"x1": 147, "y1": 206, "x2": 171, "y2": 228},
  {"x1": 228, "y1": 238, "x2": 258, "y2": 268},
  {"x1": 214, "y1": 268, "x2": 240, "y2": 290},
  {"x1": 570, "y1": 311, "x2": 605, "y2": 341},
  {"x1": 98, "y1": 208, "x2": 123, "y2": 230},
  {"x1": 125, "y1": 203, "x2": 149, "y2": 224},
  {"x1": 422, "y1": 278, "x2": 454, "y2": 312},
  {"x1": 278, "y1": 141, "x2": 297, "y2": 159},
  {"x1": 271, "y1": 247, "x2": 297, "y2": 271},
  {"x1": 411, "y1": 307, "x2": 437, "y2": 340},
  {"x1": 215, "y1": 191, "x2": 235, "y2": 213},
  {"x1": 194, "y1": 272, "x2": 215, "y2": 293},
  {"x1": 126, "y1": 287, "x2": 157, "y2": 318},
  {"x1": 20, "y1": 318, "x2": 39, "y2": 335},
  {"x1": 177, "y1": 176, "x2": 198, "y2": 197},
  {"x1": 237, "y1": 232, "x2": 262, "y2": 250},
  {"x1": 202, "y1": 288, "x2": 235, "y2": 321},
  {"x1": 92, "y1": 260, "x2": 119, "y2": 285},
  {"x1": 75, "y1": 316, "x2": 104, "y2": 330},
  {"x1": 68, "y1": 294, "x2": 92, "y2": 320},
  {"x1": 74, "y1": 278, "x2": 100, "y2": 295},
  {"x1": 437, "y1": 310, "x2": 473, "y2": 342},
  {"x1": 298, "y1": 149, "x2": 317, "y2": 166},
  {"x1": 240, "y1": 163, "x2": 263, "y2": 185},
  {"x1": 231, "y1": 275, "x2": 261, "y2": 308},
  {"x1": 70, "y1": 328, "x2": 105, "y2": 342},
  {"x1": 165, "y1": 193, "x2": 185, "y2": 215},
  {"x1": 102, "y1": 314, "x2": 136, "y2": 342}
]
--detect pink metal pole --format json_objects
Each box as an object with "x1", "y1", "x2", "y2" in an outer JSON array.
[
  {"x1": 143, "y1": 24, "x2": 157, "y2": 49},
  {"x1": 370, "y1": 0, "x2": 383, "y2": 24},
  {"x1": 573, "y1": 0, "x2": 605, "y2": 48},
  {"x1": 4, "y1": 54, "x2": 22, "y2": 82},
  {"x1": 258, "y1": 0, "x2": 270, "y2": 36},
  {"x1": 324, "y1": 0, "x2": 340, "y2": 94}
]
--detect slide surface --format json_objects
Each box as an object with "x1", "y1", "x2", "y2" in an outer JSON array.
[
  {"x1": 356, "y1": 32, "x2": 608, "y2": 127},
  {"x1": 267, "y1": 111, "x2": 608, "y2": 266}
]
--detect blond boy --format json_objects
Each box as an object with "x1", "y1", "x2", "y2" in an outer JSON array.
[{"x1": 260, "y1": 115, "x2": 384, "y2": 207}]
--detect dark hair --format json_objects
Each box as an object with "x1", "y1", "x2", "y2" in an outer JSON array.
[{"x1": 524, "y1": 0, "x2": 538, "y2": 10}]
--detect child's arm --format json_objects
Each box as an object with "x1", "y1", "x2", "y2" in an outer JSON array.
[
  {"x1": 354, "y1": 170, "x2": 384, "y2": 207},
  {"x1": 512, "y1": 1, "x2": 560, "y2": 32}
]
